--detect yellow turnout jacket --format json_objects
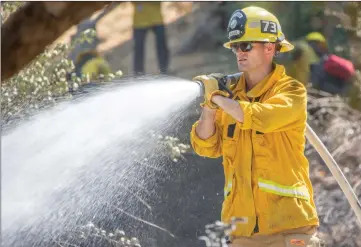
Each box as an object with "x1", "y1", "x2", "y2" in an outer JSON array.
[
  {"x1": 81, "y1": 57, "x2": 112, "y2": 80},
  {"x1": 190, "y1": 64, "x2": 319, "y2": 237},
  {"x1": 286, "y1": 40, "x2": 320, "y2": 86},
  {"x1": 132, "y1": 2, "x2": 164, "y2": 29}
]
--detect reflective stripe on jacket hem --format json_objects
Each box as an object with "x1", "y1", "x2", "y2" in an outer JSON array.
[{"x1": 258, "y1": 178, "x2": 310, "y2": 200}]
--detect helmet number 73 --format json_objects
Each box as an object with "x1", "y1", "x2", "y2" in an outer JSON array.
[{"x1": 261, "y1": 20, "x2": 277, "y2": 34}]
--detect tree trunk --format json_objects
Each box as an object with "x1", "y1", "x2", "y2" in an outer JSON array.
[{"x1": 1, "y1": 1, "x2": 109, "y2": 81}]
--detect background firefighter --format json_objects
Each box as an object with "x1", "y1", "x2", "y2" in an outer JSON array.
[
  {"x1": 285, "y1": 32, "x2": 328, "y2": 87},
  {"x1": 131, "y1": 2, "x2": 170, "y2": 75},
  {"x1": 285, "y1": 31, "x2": 355, "y2": 96},
  {"x1": 191, "y1": 6, "x2": 324, "y2": 247}
]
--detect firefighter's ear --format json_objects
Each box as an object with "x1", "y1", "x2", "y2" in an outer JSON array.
[{"x1": 264, "y1": 43, "x2": 276, "y2": 56}]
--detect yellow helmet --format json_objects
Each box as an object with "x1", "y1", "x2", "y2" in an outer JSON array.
[
  {"x1": 223, "y1": 6, "x2": 294, "y2": 53},
  {"x1": 305, "y1": 32, "x2": 327, "y2": 43}
]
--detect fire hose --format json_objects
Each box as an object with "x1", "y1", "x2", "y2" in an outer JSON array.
[{"x1": 194, "y1": 73, "x2": 361, "y2": 227}]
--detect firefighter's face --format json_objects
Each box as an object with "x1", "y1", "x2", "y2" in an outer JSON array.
[{"x1": 233, "y1": 42, "x2": 276, "y2": 72}]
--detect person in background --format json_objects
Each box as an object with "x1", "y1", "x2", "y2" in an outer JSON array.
[
  {"x1": 287, "y1": 32, "x2": 355, "y2": 96},
  {"x1": 132, "y1": 2, "x2": 169, "y2": 75},
  {"x1": 74, "y1": 49, "x2": 112, "y2": 80},
  {"x1": 285, "y1": 32, "x2": 328, "y2": 87},
  {"x1": 68, "y1": 16, "x2": 113, "y2": 82}
]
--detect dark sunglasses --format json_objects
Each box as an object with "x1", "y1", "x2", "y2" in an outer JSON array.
[{"x1": 230, "y1": 42, "x2": 267, "y2": 53}]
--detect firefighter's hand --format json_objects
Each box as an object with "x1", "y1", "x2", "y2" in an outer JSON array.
[{"x1": 193, "y1": 74, "x2": 228, "y2": 109}]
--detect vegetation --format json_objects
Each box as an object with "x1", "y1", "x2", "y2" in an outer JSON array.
[{"x1": 1, "y1": 3, "x2": 123, "y2": 128}]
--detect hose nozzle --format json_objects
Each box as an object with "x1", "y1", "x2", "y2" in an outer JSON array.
[
  {"x1": 194, "y1": 72, "x2": 242, "y2": 99},
  {"x1": 226, "y1": 72, "x2": 242, "y2": 86},
  {"x1": 219, "y1": 72, "x2": 242, "y2": 98}
]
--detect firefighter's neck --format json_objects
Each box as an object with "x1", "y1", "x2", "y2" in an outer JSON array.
[{"x1": 244, "y1": 63, "x2": 273, "y2": 91}]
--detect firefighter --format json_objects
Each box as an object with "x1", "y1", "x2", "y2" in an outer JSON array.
[
  {"x1": 74, "y1": 49, "x2": 112, "y2": 80},
  {"x1": 286, "y1": 32, "x2": 328, "y2": 87},
  {"x1": 132, "y1": 2, "x2": 170, "y2": 75},
  {"x1": 191, "y1": 6, "x2": 323, "y2": 247}
]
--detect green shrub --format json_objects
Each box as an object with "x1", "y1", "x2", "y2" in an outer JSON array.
[{"x1": 1, "y1": 3, "x2": 122, "y2": 127}]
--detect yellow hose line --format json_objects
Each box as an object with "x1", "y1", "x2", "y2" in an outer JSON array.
[{"x1": 306, "y1": 123, "x2": 361, "y2": 227}]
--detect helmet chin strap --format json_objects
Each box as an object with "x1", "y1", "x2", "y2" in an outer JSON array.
[
  {"x1": 274, "y1": 43, "x2": 282, "y2": 57},
  {"x1": 273, "y1": 36, "x2": 284, "y2": 57}
]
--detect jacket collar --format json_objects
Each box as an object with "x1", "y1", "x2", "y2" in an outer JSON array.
[{"x1": 233, "y1": 64, "x2": 286, "y2": 98}]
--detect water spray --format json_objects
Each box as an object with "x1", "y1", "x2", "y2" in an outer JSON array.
[
  {"x1": 199, "y1": 218, "x2": 238, "y2": 247},
  {"x1": 193, "y1": 73, "x2": 361, "y2": 230},
  {"x1": 1, "y1": 78, "x2": 199, "y2": 247}
]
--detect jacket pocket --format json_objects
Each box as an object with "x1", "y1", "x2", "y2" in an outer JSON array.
[
  {"x1": 223, "y1": 121, "x2": 240, "y2": 161},
  {"x1": 256, "y1": 172, "x2": 315, "y2": 230},
  {"x1": 223, "y1": 139, "x2": 237, "y2": 161},
  {"x1": 223, "y1": 118, "x2": 240, "y2": 141},
  {"x1": 252, "y1": 133, "x2": 275, "y2": 171}
]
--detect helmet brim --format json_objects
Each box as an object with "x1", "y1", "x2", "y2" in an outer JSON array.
[{"x1": 223, "y1": 38, "x2": 294, "y2": 53}]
